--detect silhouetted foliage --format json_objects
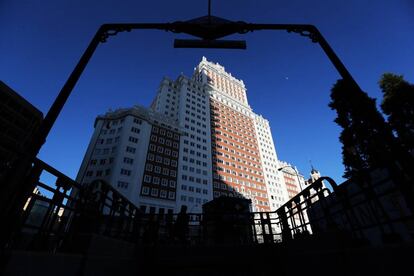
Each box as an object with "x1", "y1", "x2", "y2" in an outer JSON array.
[
  {"x1": 379, "y1": 73, "x2": 414, "y2": 153},
  {"x1": 329, "y1": 79, "x2": 395, "y2": 178}
]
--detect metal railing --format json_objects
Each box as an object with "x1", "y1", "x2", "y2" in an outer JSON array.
[
  {"x1": 10, "y1": 158, "x2": 142, "y2": 252},
  {"x1": 8, "y1": 159, "x2": 414, "y2": 253}
]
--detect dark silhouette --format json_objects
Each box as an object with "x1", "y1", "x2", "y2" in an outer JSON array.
[
  {"x1": 142, "y1": 212, "x2": 160, "y2": 246},
  {"x1": 379, "y1": 73, "x2": 414, "y2": 154},
  {"x1": 165, "y1": 209, "x2": 174, "y2": 240},
  {"x1": 174, "y1": 205, "x2": 189, "y2": 243},
  {"x1": 329, "y1": 79, "x2": 396, "y2": 178}
]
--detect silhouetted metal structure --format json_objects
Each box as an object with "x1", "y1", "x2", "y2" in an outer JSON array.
[{"x1": 0, "y1": 14, "x2": 372, "y2": 250}]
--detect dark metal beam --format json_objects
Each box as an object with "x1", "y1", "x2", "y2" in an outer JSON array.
[{"x1": 174, "y1": 39, "x2": 246, "y2": 49}]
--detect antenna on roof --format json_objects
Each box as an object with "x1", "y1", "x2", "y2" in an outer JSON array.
[{"x1": 208, "y1": 0, "x2": 212, "y2": 23}]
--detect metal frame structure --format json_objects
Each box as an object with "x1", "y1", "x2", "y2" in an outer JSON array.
[{"x1": 2, "y1": 16, "x2": 366, "y2": 248}]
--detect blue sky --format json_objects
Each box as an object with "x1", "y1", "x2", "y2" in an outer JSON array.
[{"x1": 1, "y1": 0, "x2": 413, "y2": 185}]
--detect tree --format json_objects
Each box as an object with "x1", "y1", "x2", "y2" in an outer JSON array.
[
  {"x1": 379, "y1": 73, "x2": 414, "y2": 153},
  {"x1": 329, "y1": 79, "x2": 395, "y2": 178}
]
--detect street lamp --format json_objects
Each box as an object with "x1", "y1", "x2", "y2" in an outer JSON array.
[{"x1": 278, "y1": 165, "x2": 304, "y2": 192}]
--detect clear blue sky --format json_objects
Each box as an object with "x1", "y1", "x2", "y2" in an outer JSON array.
[{"x1": 1, "y1": 0, "x2": 413, "y2": 185}]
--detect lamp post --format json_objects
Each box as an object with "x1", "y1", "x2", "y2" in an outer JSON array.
[{"x1": 278, "y1": 165, "x2": 304, "y2": 193}]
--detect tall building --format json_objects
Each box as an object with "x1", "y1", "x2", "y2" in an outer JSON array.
[
  {"x1": 278, "y1": 160, "x2": 306, "y2": 200},
  {"x1": 0, "y1": 81, "x2": 43, "y2": 179},
  {"x1": 76, "y1": 106, "x2": 182, "y2": 213},
  {"x1": 77, "y1": 57, "x2": 289, "y2": 213}
]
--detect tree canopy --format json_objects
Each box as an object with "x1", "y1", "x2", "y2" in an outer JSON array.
[
  {"x1": 329, "y1": 79, "x2": 395, "y2": 178},
  {"x1": 379, "y1": 73, "x2": 414, "y2": 153}
]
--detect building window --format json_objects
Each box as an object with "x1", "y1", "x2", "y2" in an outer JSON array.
[
  {"x1": 126, "y1": 146, "x2": 136, "y2": 153},
  {"x1": 144, "y1": 175, "x2": 152, "y2": 183},
  {"x1": 168, "y1": 192, "x2": 175, "y2": 200},
  {"x1": 123, "y1": 157, "x2": 134, "y2": 164},
  {"x1": 118, "y1": 181, "x2": 129, "y2": 189},
  {"x1": 131, "y1": 127, "x2": 140, "y2": 133},
  {"x1": 120, "y1": 169, "x2": 131, "y2": 176},
  {"x1": 142, "y1": 186, "x2": 150, "y2": 195},
  {"x1": 129, "y1": 136, "x2": 138, "y2": 143},
  {"x1": 145, "y1": 163, "x2": 153, "y2": 171},
  {"x1": 160, "y1": 190, "x2": 167, "y2": 198},
  {"x1": 151, "y1": 188, "x2": 159, "y2": 197}
]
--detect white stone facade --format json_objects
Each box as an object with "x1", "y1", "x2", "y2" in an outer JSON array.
[{"x1": 77, "y1": 57, "x2": 300, "y2": 214}]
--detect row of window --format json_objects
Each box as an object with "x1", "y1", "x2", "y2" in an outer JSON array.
[
  {"x1": 147, "y1": 153, "x2": 178, "y2": 163},
  {"x1": 213, "y1": 158, "x2": 262, "y2": 175},
  {"x1": 213, "y1": 124, "x2": 256, "y2": 142},
  {"x1": 150, "y1": 135, "x2": 179, "y2": 148},
  {"x1": 212, "y1": 154, "x2": 261, "y2": 170},
  {"x1": 181, "y1": 175, "x2": 208, "y2": 185},
  {"x1": 85, "y1": 169, "x2": 110, "y2": 177},
  {"x1": 180, "y1": 195, "x2": 208, "y2": 204},
  {"x1": 213, "y1": 173, "x2": 266, "y2": 187},
  {"x1": 212, "y1": 140, "x2": 260, "y2": 163},
  {"x1": 184, "y1": 124, "x2": 207, "y2": 136},
  {"x1": 183, "y1": 139, "x2": 207, "y2": 150},
  {"x1": 101, "y1": 127, "x2": 122, "y2": 135},
  {"x1": 184, "y1": 110, "x2": 207, "y2": 122},
  {"x1": 94, "y1": 147, "x2": 115, "y2": 155},
  {"x1": 118, "y1": 181, "x2": 129, "y2": 189},
  {"x1": 182, "y1": 156, "x2": 207, "y2": 166},
  {"x1": 184, "y1": 117, "x2": 207, "y2": 128},
  {"x1": 215, "y1": 137, "x2": 257, "y2": 152},
  {"x1": 185, "y1": 104, "x2": 206, "y2": 116},
  {"x1": 143, "y1": 175, "x2": 177, "y2": 187},
  {"x1": 145, "y1": 164, "x2": 177, "y2": 175},
  {"x1": 214, "y1": 118, "x2": 256, "y2": 138},
  {"x1": 185, "y1": 87, "x2": 206, "y2": 98},
  {"x1": 183, "y1": 148, "x2": 208, "y2": 159},
  {"x1": 152, "y1": 126, "x2": 179, "y2": 140},
  {"x1": 141, "y1": 187, "x2": 175, "y2": 199},
  {"x1": 182, "y1": 165, "x2": 208, "y2": 175},
  {"x1": 185, "y1": 98, "x2": 206, "y2": 110},
  {"x1": 181, "y1": 184, "x2": 208, "y2": 194},
  {"x1": 90, "y1": 158, "x2": 114, "y2": 165}
]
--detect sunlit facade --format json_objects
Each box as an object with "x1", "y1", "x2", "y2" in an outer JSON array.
[{"x1": 77, "y1": 57, "x2": 291, "y2": 213}]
